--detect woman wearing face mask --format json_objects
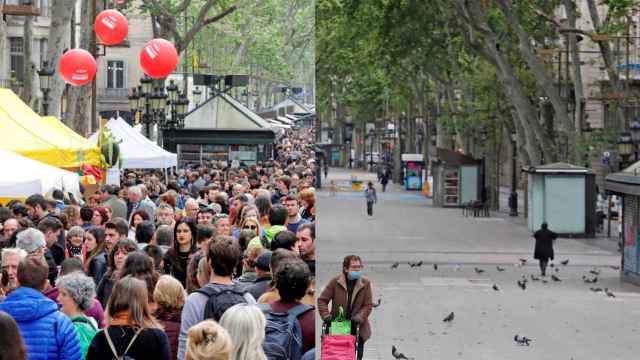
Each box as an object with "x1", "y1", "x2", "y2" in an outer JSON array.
[{"x1": 317, "y1": 254, "x2": 373, "y2": 360}]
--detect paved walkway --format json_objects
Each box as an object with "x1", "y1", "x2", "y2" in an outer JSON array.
[{"x1": 317, "y1": 167, "x2": 638, "y2": 360}]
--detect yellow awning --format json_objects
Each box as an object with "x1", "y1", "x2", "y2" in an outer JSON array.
[{"x1": 0, "y1": 89, "x2": 102, "y2": 168}]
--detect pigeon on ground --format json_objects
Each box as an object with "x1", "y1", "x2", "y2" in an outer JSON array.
[
  {"x1": 590, "y1": 287, "x2": 603, "y2": 292},
  {"x1": 555, "y1": 267, "x2": 560, "y2": 273},
  {"x1": 549, "y1": 263, "x2": 555, "y2": 268},
  {"x1": 391, "y1": 262, "x2": 399, "y2": 269},
  {"x1": 492, "y1": 284, "x2": 500, "y2": 291},
  {"x1": 372, "y1": 298, "x2": 382, "y2": 308},
  {"x1": 496, "y1": 266, "x2": 505, "y2": 272},
  {"x1": 409, "y1": 262, "x2": 417, "y2": 268},
  {"x1": 443, "y1": 312, "x2": 455, "y2": 322},
  {"x1": 589, "y1": 269, "x2": 601, "y2": 276},
  {"x1": 517, "y1": 279, "x2": 526, "y2": 290},
  {"x1": 551, "y1": 274, "x2": 561, "y2": 282},
  {"x1": 474, "y1": 267, "x2": 485, "y2": 274},
  {"x1": 392, "y1": 345, "x2": 411, "y2": 360},
  {"x1": 433, "y1": 263, "x2": 438, "y2": 271},
  {"x1": 610, "y1": 265, "x2": 620, "y2": 270},
  {"x1": 514, "y1": 335, "x2": 532, "y2": 346},
  {"x1": 519, "y1": 258, "x2": 527, "y2": 265},
  {"x1": 583, "y1": 276, "x2": 598, "y2": 284},
  {"x1": 530, "y1": 274, "x2": 540, "y2": 281},
  {"x1": 605, "y1": 288, "x2": 616, "y2": 298},
  {"x1": 415, "y1": 261, "x2": 423, "y2": 267},
  {"x1": 561, "y1": 259, "x2": 569, "y2": 266},
  {"x1": 541, "y1": 279, "x2": 548, "y2": 284}
]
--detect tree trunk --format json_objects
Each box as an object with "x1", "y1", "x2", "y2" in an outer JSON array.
[
  {"x1": 21, "y1": 16, "x2": 35, "y2": 108},
  {"x1": 496, "y1": 0, "x2": 572, "y2": 135},
  {"x1": 67, "y1": 0, "x2": 92, "y2": 136},
  {"x1": 0, "y1": 3, "x2": 6, "y2": 78},
  {"x1": 47, "y1": 0, "x2": 75, "y2": 120},
  {"x1": 586, "y1": 0, "x2": 625, "y2": 129}
]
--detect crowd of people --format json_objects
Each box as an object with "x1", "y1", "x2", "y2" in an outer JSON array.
[{"x1": 0, "y1": 128, "x2": 319, "y2": 360}]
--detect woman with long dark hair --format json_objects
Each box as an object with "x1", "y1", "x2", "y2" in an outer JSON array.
[
  {"x1": 87, "y1": 276, "x2": 170, "y2": 360},
  {"x1": 121, "y1": 252, "x2": 160, "y2": 306},
  {"x1": 0, "y1": 311, "x2": 27, "y2": 360},
  {"x1": 163, "y1": 218, "x2": 197, "y2": 287},
  {"x1": 96, "y1": 239, "x2": 137, "y2": 307},
  {"x1": 85, "y1": 227, "x2": 108, "y2": 285}
]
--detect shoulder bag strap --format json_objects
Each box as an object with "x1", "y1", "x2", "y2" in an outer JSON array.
[{"x1": 104, "y1": 327, "x2": 144, "y2": 360}]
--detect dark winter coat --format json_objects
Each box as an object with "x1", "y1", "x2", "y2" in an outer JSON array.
[
  {"x1": 96, "y1": 272, "x2": 116, "y2": 308},
  {"x1": 533, "y1": 228, "x2": 558, "y2": 261},
  {"x1": 86, "y1": 325, "x2": 170, "y2": 360},
  {"x1": 317, "y1": 273, "x2": 373, "y2": 341},
  {"x1": 88, "y1": 251, "x2": 108, "y2": 286},
  {"x1": 153, "y1": 307, "x2": 181, "y2": 360}
]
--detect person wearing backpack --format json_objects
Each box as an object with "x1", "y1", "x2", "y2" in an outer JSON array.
[
  {"x1": 86, "y1": 276, "x2": 170, "y2": 360},
  {"x1": 178, "y1": 236, "x2": 256, "y2": 360},
  {"x1": 259, "y1": 258, "x2": 314, "y2": 359}
]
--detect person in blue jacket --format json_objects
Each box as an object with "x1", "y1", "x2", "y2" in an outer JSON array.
[{"x1": 0, "y1": 256, "x2": 82, "y2": 360}]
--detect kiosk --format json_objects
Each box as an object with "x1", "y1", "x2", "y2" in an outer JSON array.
[{"x1": 402, "y1": 154, "x2": 425, "y2": 191}]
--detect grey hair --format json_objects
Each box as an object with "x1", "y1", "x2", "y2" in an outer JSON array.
[
  {"x1": 1, "y1": 248, "x2": 27, "y2": 264},
  {"x1": 157, "y1": 203, "x2": 174, "y2": 212},
  {"x1": 209, "y1": 203, "x2": 222, "y2": 215},
  {"x1": 16, "y1": 228, "x2": 46, "y2": 253},
  {"x1": 155, "y1": 225, "x2": 174, "y2": 247},
  {"x1": 219, "y1": 304, "x2": 267, "y2": 360},
  {"x1": 66, "y1": 226, "x2": 85, "y2": 240},
  {"x1": 128, "y1": 185, "x2": 143, "y2": 198},
  {"x1": 56, "y1": 272, "x2": 96, "y2": 311}
]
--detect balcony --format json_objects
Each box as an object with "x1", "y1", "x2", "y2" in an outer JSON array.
[
  {"x1": 97, "y1": 87, "x2": 128, "y2": 101},
  {"x1": 0, "y1": 78, "x2": 23, "y2": 94}
]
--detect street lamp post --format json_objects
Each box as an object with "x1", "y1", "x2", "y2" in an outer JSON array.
[
  {"x1": 617, "y1": 132, "x2": 633, "y2": 170},
  {"x1": 37, "y1": 61, "x2": 54, "y2": 116},
  {"x1": 192, "y1": 86, "x2": 202, "y2": 108},
  {"x1": 509, "y1": 132, "x2": 519, "y2": 216},
  {"x1": 128, "y1": 87, "x2": 140, "y2": 123},
  {"x1": 629, "y1": 121, "x2": 640, "y2": 162}
]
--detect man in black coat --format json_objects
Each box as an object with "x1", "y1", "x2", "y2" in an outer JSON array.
[{"x1": 533, "y1": 222, "x2": 558, "y2": 276}]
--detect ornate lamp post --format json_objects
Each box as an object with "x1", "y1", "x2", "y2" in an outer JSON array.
[
  {"x1": 617, "y1": 132, "x2": 633, "y2": 170},
  {"x1": 166, "y1": 80, "x2": 179, "y2": 129},
  {"x1": 128, "y1": 87, "x2": 140, "y2": 122},
  {"x1": 629, "y1": 121, "x2": 640, "y2": 162},
  {"x1": 192, "y1": 86, "x2": 202, "y2": 108},
  {"x1": 176, "y1": 92, "x2": 190, "y2": 128},
  {"x1": 37, "y1": 61, "x2": 54, "y2": 116}
]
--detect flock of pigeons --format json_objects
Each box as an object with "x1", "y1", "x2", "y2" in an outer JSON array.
[{"x1": 387, "y1": 258, "x2": 622, "y2": 359}]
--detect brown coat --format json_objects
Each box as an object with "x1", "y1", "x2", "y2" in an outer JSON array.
[{"x1": 317, "y1": 273, "x2": 373, "y2": 341}]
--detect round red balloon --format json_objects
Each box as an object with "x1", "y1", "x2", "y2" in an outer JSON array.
[
  {"x1": 59, "y1": 49, "x2": 97, "y2": 86},
  {"x1": 139, "y1": 38, "x2": 178, "y2": 79},
  {"x1": 95, "y1": 9, "x2": 128, "y2": 46}
]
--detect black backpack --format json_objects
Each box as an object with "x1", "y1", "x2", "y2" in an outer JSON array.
[
  {"x1": 258, "y1": 303, "x2": 313, "y2": 360},
  {"x1": 195, "y1": 285, "x2": 249, "y2": 321}
]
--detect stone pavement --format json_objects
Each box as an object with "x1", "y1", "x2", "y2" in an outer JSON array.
[{"x1": 316, "y1": 167, "x2": 640, "y2": 360}]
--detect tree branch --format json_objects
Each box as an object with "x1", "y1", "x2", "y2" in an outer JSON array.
[{"x1": 203, "y1": 5, "x2": 238, "y2": 26}]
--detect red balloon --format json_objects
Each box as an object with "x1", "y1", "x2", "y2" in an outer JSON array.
[
  {"x1": 59, "y1": 49, "x2": 97, "y2": 86},
  {"x1": 95, "y1": 9, "x2": 128, "y2": 46},
  {"x1": 139, "y1": 38, "x2": 178, "y2": 79}
]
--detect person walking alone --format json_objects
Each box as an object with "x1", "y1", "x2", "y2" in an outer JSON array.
[
  {"x1": 533, "y1": 222, "x2": 557, "y2": 276},
  {"x1": 364, "y1": 182, "x2": 377, "y2": 217},
  {"x1": 380, "y1": 171, "x2": 389, "y2": 192}
]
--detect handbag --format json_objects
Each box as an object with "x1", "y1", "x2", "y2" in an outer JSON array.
[
  {"x1": 104, "y1": 326, "x2": 144, "y2": 360},
  {"x1": 329, "y1": 305, "x2": 351, "y2": 335}
]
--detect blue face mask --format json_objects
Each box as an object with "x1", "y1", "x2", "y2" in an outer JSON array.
[{"x1": 348, "y1": 271, "x2": 362, "y2": 280}]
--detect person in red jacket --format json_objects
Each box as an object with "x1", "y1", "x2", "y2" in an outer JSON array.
[{"x1": 153, "y1": 275, "x2": 186, "y2": 360}]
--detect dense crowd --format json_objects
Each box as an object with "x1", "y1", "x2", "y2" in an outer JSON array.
[{"x1": 0, "y1": 128, "x2": 318, "y2": 360}]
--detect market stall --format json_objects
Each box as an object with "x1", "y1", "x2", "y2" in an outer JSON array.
[
  {"x1": 0, "y1": 148, "x2": 80, "y2": 203},
  {"x1": 0, "y1": 89, "x2": 101, "y2": 168},
  {"x1": 89, "y1": 117, "x2": 177, "y2": 169}
]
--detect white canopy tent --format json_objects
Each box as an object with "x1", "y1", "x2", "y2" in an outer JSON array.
[
  {"x1": 89, "y1": 117, "x2": 177, "y2": 169},
  {"x1": 0, "y1": 148, "x2": 80, "y2": 198}
]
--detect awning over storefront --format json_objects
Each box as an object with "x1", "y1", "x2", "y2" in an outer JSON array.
[{"x1": 0, "y1": 89, "x2": 102, "y2": 168}]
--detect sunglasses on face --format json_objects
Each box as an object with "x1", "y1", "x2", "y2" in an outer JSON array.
[{"x1": 243, "y1": 225, "x2": 257, "y2": 230}]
